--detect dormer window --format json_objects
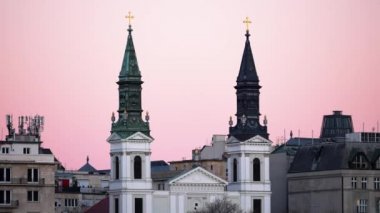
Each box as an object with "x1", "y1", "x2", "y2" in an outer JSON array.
[
  {"x1": 351, "y1": 154, "x2": 368, "y2": 169},
  {"x1": 375, "y1": 157, "x2": 380, "y2": 169}
]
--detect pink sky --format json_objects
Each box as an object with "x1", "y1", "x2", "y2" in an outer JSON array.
[{"x1": 0, "y1": 0, "x2": 379, "y2": 170}]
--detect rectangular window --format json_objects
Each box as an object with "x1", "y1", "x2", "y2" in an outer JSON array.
[
  {"x1": 0, "y1": 190, "x2": 11, "y2": 204},
  {"x1": 362, "y1": 177, "x2": 367, "y2": 189},
  {"x1": 0, "y1": 168, "x2": 11, "y2": 182},
  {"x1": 27, "y1": 168, "x2": 38, "y2": 182},
  {"x1": 352, "y1": 177, "x2": 357, "y2": 189},
  {"x1": 253, "y1": 199, "x2": 262, "y2": 213},
  {"x1": 1, "y1": 147, "x2": 9, "y2": 154},
  {"x1": 375, "y1": 178, "x2": 380, "y2": 190},
  {"x1": 23, "y1": 148, "x2": 30, "y2": 154},
  {"x1": 27, "y1": 190, "x2": 39, "y2": 202},
  {"x1": 357, "y1": 199, "x2": 368, "y2": 213},
  {"x1": 115, "y1": 198, "x2": 119, "y2": 213},
  {"x1": 135, "y1": 198, "x2": 143, "y2": 213}
]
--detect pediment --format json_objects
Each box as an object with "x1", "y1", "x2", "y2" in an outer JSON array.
[
  {"x1": 227, "y1": 135, "x2": 272, "y2": 144},
  {"x1": 107, "y1": 132, "x2": 122, "y2": 143},
  {"x1": 169, "y1": 167, "x2": 227, "y2": 185},
  {"x1": 245, "y1": 135, "x2": 272, "y2": 144},
  {"x1": 125, "y1": 132, "x2": 153, "y2": 142}
]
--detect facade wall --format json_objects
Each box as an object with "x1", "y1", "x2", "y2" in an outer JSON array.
[
  {"x1": 0, "y1": 162, "x2": 55, "y2": 213},
  {"x1": 270, "y1": 152, "x2": 290, "y2": 213},
  {"x1": 288, "y1": 170, "x2": 380, "y2": 213},
  {"x1": 152, "y1": 192, "x2": 170, "y2": 213}
]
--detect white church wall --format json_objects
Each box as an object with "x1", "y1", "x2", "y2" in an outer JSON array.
[{"x1": 152, "y1": 191, "x2": 170, "y2": 213}]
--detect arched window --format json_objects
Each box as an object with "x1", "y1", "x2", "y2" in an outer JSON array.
[
  {"x1": 233, "y1": 159, "x2": 238, "y2": 182},
  {"x1": 253, "y1": 158, "x2": 261, "y2": 181},
  {"x1": 351, "y1": 153, "x2": 368, "y2": 169},
  {"x1": 375, "y1": 157, "x2": 380, "y2": 169},
  {"x1": 134, "y1": 156, "x2": 142, "y2": 179},
  {"x1": 115, "y1": 156, "x2": 120, "y2": 180}
]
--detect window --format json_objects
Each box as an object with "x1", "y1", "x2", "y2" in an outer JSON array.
[
  {"x1": 23, "y1": 148, "x2": 30, "y2": 154},
  {"x1": 0, "y1": 168, "x2": 10, "y2": 182},
  {"x1": 0, "y1": 190, "x2": 10, "y2": 204},
  {"x1": 377, "y1": 199, "x2": 380, "y2": 213},
  {"x1": 1, "y1": 147, "x2": 9, "y2": 154},
  {"x1": 64, "y1": 198, "x2": 78, "y2": 207},
  {"x1": 135, "y1": 198, "x2": 143, "y2": 213},
  {"x1": 357, "y1": 199, "x2": 368, "y2": 213},
  {"x1": 27, "y1": 191, "x2": 38, "y2": 202},
  {"x1": 362, "y1": 177, "x2": 367, "y2": 189},
  {"x1": 115, "y1": 198, "x2": 119, "y2": 213},
  {"x1": 233, "y1": 159, "x2": 238, "y2": 182},
  {"x1": 375, "y1": 178, "x2": 380, "y2": 190},
  {"x1": 253, "y1": 158, "x2": 261, "y2": 181},
  {"x1": 376, "y1": 157, "x2": 380, "y2": 169},
  {"x1": 253, "y1": 199, "x2": 262, "y2": 213},
  {"x1": 352, "y1": 154, "x2": 368, "y2": 169},
  {"x1": 134, "y1": 156, "x2": 142, "y2": 179},
  {"x1": 27, "y1": 168, "x2": 38, "y2": 182},
  {"x1": 114, "y1": 156, "x2": 120, "y2": 180},
  {"x1": 352, "y1": 177, "x2": 357, "y2": 189},
  {"x1": 210, "y1": 165, "x2": 213, "y2": 171}
]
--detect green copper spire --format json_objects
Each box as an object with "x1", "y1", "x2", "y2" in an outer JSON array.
[
  {"x1": 111, "y1": 21, "x2": 150, "y2": 138},
  {"x1": 119, "y1": 25, "x2": 141, "y2": 81}
]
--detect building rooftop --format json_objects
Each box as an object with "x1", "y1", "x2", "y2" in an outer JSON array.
[{"x1": 289, "y1": 142, "x2": 380, "y2": 173}]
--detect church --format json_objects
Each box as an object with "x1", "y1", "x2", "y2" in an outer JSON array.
[{"x1": 106, "y1": 15, "x2": 272, "y2": 213}]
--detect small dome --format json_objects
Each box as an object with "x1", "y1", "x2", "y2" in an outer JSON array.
[{"x1": 78, "y1": 156, "x2": 97, "y2": 173}]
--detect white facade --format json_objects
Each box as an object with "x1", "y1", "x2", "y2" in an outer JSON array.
[
  {"x1": 226, "y1": 135, "x2": 272, "y2": 213},
  {"x1": 108, "y1": 132, "x2": 272, "y2": 213},
  {"x1": 108, "y1": 131, "x2": 153, "y2": 213}
]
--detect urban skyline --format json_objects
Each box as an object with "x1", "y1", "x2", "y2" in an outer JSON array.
[{"x1": 0, "y1": 0, "x2": 379, "y2": 169}]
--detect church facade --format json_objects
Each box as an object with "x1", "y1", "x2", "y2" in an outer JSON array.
[{"x1": 107, "y1": 19, "x2": 272, "y2": 213}]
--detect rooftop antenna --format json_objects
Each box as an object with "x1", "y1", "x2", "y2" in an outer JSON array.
[
  {"x1": 362, "y1": 122, "x2": 365, "y2": 132},
  {"x1": 284, "y1": 129, "x2": 287, "y2": 146},
  {"x1": 312, "y1": 130, "x2": 314, "y2": 146},
  {"x1": 377, "y1": 120, "x2": 379, "y2": 132},
  {"x1": 5, "y1": 114, "x2": 15, "y2": 136}
]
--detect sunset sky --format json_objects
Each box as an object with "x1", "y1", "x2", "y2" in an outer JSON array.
[{"x1": 0, "y1": 0, "x2": 379, "y2": 170}]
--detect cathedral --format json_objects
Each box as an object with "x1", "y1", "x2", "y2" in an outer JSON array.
[{"x1": 107, "y1": 16, "x2": 272, "y2": 213}]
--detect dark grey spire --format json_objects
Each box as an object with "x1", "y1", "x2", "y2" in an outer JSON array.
[{"x1": 229, "y1": 29, "x2": 269, "y2": 141}]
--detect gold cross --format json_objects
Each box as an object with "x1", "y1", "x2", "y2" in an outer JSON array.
[
  {"x1": 126, "y1": 11, "x2": 134, "y2": 25},
  {"x1": 243, "y1": 17, "x2": 252, "y2": 31}
]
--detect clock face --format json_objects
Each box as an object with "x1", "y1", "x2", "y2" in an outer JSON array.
[{"x1": 248, "y1": 120, "x2": 258, "y2": 128}]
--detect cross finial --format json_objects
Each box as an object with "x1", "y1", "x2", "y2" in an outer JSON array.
[
  {"x1": 126, "y1": 11, "x2": 134, "y2": 26},
  {"x1": 243, "y1": 17, "x2": 252, "y2": 32}
]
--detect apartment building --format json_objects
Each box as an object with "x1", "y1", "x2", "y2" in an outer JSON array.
[{"x1": 0, "y1": 115, "x2": 55, "y2": 212}]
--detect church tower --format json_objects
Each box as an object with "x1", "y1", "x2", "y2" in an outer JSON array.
[
  {"x1": 226, "y1": 18, "x2": 272, "y2": 213},
  {"x1": 108, "y1": 13, "x2": 153, "y2": 213}
]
